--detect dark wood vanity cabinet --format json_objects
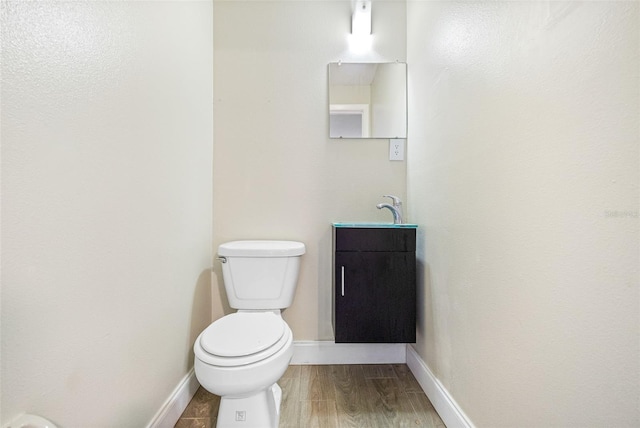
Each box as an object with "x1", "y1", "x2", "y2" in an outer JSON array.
[{"x1": 333, "y1": 227, "x2": 416, "y2": 343}]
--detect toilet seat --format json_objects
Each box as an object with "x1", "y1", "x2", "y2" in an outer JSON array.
[{"x1": 196, "y1": 312, "x2": 291, "y2": 367}]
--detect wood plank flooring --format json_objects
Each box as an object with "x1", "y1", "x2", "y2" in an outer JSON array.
[{"x1": 175, "y1": 364, "x2": 446, "y2": 428}]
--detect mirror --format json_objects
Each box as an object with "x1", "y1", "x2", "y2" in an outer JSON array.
[{"x1": 328, "y1": 62, "x2": 407, "y2": 139}]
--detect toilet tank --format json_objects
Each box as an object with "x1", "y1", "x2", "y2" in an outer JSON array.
[{"x1": 218, "y1": 240, "x2": 305, "y2": 310}]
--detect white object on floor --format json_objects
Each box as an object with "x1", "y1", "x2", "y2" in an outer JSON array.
[{"x1": 3, "y1": 414, "x2": 58, "y2": 428}]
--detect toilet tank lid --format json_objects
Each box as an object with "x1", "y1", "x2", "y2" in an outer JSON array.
[{"x1": 218, "y1": 240, "x2": 305, "y2": 257}]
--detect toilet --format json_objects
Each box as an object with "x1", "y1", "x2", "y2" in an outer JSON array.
[{"x1": 194, "y1": 240, "x2": 305, "y2": 428}]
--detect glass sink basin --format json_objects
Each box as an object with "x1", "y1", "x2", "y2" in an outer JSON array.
[{"x1": 332, "y1": 222, "x2": 418, "y2": 229}]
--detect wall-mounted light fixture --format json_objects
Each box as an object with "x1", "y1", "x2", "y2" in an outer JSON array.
[
  {"x1": 349, "y1": 0, "x2": 372, "y2": 53},
  {"x1": 352, "y1": 0, "x2": 371, "y2": 36}
]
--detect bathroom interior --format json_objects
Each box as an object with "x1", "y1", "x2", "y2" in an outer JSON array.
[{"x1": 1, "y1": 0, "x2": 638, "y2": 427}]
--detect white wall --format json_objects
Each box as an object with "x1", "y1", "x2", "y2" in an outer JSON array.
[
  {"x1": 407, "y1": 1, "x2": 639, "y2": 427},
  {"x1": 371, "y1": 63, "x2": 407, "y2": 137},
  {"x1": 330, "y1": 85, "x2": 372, "y2": 105},
  {"x1": 1, "y1": 1, "x2": 213, "y2": 426},
  {"x1": 212, "y1": 0, "x2": 407, "y2": 341}
]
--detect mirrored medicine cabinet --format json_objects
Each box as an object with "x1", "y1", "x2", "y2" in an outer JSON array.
[{"x1": 328, "y1": 62, "x2": 407, "y2": 139}]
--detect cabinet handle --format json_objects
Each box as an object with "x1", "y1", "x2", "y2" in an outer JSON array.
[{"x1": 341, "y1": 266, "x2": 345, "y2": 296}]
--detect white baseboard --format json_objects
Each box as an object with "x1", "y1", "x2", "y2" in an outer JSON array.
[
  {"x1": 146, "y1": 368, "x2": 200, "y2": 428},
  {"x1": 147, "y1": 343, "x2": 474, "y2": 428},
  {"x1": 291, "y1": 341, "x2": 407, "y2": 365},
  {"x1": 406, "y1": 345, "x2": 475, "y2": 428}
]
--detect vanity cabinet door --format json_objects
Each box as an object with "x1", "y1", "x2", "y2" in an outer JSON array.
[{"x1": 334, "y1": 250, "x2": 416, "y2": 343}]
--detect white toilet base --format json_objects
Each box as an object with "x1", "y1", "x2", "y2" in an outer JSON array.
[{"x1": 216, "y1": 383, "x2": 282, "y2": 428}]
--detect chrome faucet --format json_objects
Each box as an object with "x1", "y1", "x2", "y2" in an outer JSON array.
[{"x1": 376, "y1": 195, "x2": 403, "y2": 224}]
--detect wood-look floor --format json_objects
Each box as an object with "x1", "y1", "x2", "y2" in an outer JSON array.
[{"x1": 175, "y1": 364, "x2": 446, "y2": 428}]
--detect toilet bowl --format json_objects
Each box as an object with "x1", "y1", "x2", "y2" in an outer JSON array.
[
  {"x1": 194, "y1": 312, "x2": 293, "y2": 427},
  {"x1": 194, "y1": 312, "x2": 293, "y2": 397},
  {"x1": 193, "y1": 240, "x2": 305, "y2": 428}
]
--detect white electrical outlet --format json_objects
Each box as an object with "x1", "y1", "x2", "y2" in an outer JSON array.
[{"x1": 389, "y1": 139, "x2": 405, "y2": 161}]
